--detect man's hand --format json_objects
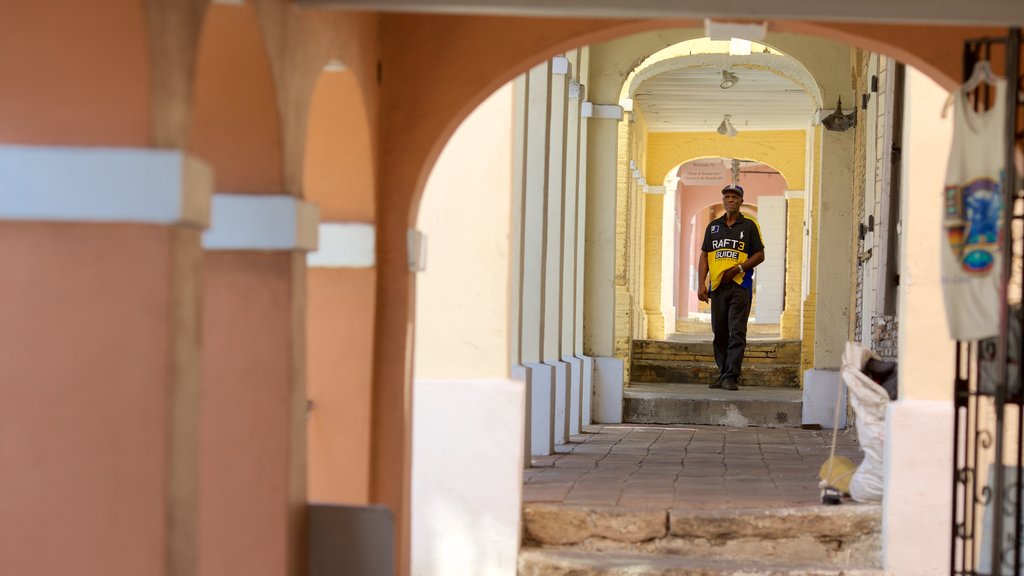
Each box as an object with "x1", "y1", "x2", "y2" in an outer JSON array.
[
  {"x1": 698, "y1": 284, "x2": 709, "y2": 302},
  {"x1": 721, "y1": 263, "x2": 742, "y2": 283}
]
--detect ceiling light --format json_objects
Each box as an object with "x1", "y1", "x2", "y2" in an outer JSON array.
[
  {"x1": 720, "y1": 70, "x2": 739, "y2": 89},
  {"x1": 717, "y1": 114, "x2": 738, "y2": 137}
]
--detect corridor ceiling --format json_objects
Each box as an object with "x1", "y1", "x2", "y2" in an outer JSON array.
[
  {"x1": 299, "y1": 0, "x2": 1022, "y2": 26},
  {"x1": 632, "y1": 65, "x2": 816, "y2": 133}
]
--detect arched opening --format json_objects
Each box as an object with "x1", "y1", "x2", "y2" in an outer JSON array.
[
  {"x1": 304, "y1": 62, "x2": 378, "y2": 506},
  {"x1": 187, "y1": 3, "x2": 295, "y2": 576},
  {"x1": 188, "y1": 0, "x2": 282, "y2": 193},
  {"x1": 410, "y1": 81, "x2": 521, "y2": 574},
  {"x1": 672, "y1": 158, "x2": 790, "y2": 327},
  {"x1": 387, "y1": 14, "x2": 978, "y2": 573}
]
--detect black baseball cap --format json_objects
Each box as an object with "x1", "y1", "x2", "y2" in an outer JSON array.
[{"x1": 721, "y1": 184, "x2": 744, "y2": 198}]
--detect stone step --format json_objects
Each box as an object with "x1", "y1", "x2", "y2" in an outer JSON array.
[
  {"x1": 631, "y1": 340, "x2": 801, "y2": 389},
  {"x1": 521, "y1": 504, "x2": 882, "y2": 573},
  {"x1": 623, "y1": 383, "x2": 802, "y2": 428},
  {"x1": 519, "y1": 549, "x2": 885, "y2": 576}
]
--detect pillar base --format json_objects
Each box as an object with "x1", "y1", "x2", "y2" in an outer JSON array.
[
  {"x1": 592, "y1": 357, "x2": 624, "y2": 424},
  {"x1": 802, "y1": 369, "x2": 847, "y2": 429},
  {"x1": 883, "y1": 400, "x2": 952, "y2": 575},
  {"x1": 522, "y1": 363, "x2": 556, "y2": 456}
]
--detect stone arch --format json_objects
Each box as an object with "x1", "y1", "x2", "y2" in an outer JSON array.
[
  {"x1": 304, "y1": 61, "x2": 378, "y2": 506},
  {"x1": 188, "y1": 0, "x2": 283, "y2": 193}
]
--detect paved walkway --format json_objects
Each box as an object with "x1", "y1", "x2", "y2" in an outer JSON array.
[{"x1": 524, "y1": 424, "x2": 863, "y2": 509}]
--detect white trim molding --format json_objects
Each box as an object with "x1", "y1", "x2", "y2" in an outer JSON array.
[
  {"x1": 581, "y1": 102, "x2": 623, "y2": 120},
  {"x1": 307, "y1": 222, "x2": 375, "y2": 268},
  {"x1": 551, "y1": 56, "x2": 570, "y2": 75},
  {"x1": 0, "y1": 145, "x2": 211, "y2": 227},
  {"x1": 407, "y1": 228, "x2": 427, "y2": 272},
  {"x1": 202, "y1": 194, "x2": 319, "y2": 251}
]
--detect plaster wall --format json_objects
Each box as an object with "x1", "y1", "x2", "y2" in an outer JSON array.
[
  {"x1": 414, "y1": 83, "x2": 513, "y2": 380},
  {"x1": 189, "y1": 3, "x2": 284, "y2": 194},
  {"x1": 647, "y1": 130, "x2": 806, "y2": 194},
  {"x1": 199, "y1": 252, "x2": 298, "y2": 576},
  {"x1": 306, "y1": 268, "x2": 375, "y2": 504},
  {"x1": 0, "y1": 223, "x2": 197, "y2": 576},
  {"x1": 410, "y1": 379, "x2": 525, "y2": 576},
  {"x1": 812, "y1": 129, "x2": 855, "y2": 369},
  {"x1": 896, "y1": 67, "x2": 954, "y2": 402}
]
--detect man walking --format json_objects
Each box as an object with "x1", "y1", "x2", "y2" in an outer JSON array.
[{"x1": 697, "y1": 184, "x2": 765, "y2": 391}]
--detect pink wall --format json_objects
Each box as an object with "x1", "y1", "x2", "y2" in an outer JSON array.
[
  {"x1": 199, "y1": 253, "x2": 293, "y2": 576},
  {"x1": 675, "y1": 164, "x2": 788, "y2": 317},
  {"x1": 307, "y1": 268, "x2": 375, "y2": 504},
  {"x1": 0, "y1": 223, "x2": 181, "y2": 576}
]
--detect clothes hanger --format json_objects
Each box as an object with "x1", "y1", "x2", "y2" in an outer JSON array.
[{"x1": 942, "y1": 59, "x2": 1002, "y2": 118}]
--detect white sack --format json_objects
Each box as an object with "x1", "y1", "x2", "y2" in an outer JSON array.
[{"x1": 842, "y1": 342, "x2": 891, "y2": 502}]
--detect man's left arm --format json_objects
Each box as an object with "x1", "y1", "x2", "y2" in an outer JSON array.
[
  {"x1": 742, "y1": 221, "x2": 766, "y2": 272},
  {"x1": 741, "y1": 250, "x2": 764, "y2": 272}
]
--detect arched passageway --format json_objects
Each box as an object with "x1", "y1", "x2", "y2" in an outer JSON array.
[{"x1": 304, "y1": 63, "x2": 377, "y2": 506}]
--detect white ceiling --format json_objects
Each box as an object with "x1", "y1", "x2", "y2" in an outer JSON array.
[{"x1": 632, "y1": 65, "x2": 817, "y2": 133}]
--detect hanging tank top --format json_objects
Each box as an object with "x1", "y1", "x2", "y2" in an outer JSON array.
[{"x1": 941, "y1": 78, "x2": 1006, "y2": 341}]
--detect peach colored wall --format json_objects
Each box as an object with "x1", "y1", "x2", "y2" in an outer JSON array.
[
  {"x1": 303, "y1": 60, "x2": 378, "y2": 505},
  {"x1": 306, "y1": 268, "x2": 376, "y2": 504},
  {"x1": 199, "y1": 252, "x2": 293, "y2": 576},
  {"x1": 304, "y1": 69, "x2": 376, "y2": 221},
  {"x1": 0, "y1": 223, "x2": 180, "y2": 576},
  {"x1": 675, "y1": 168, "x2": 786, "y2": 315},
  {"x1": 0, "y1": 1, "x2": 149, "y2": 145},
  {"x1": 189, "y1": 3, "x2": 283, "y2": 193}
]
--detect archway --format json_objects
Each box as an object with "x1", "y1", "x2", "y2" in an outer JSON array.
[
  {"x1": 380, "y1": 14, "x2": 987, "y2": 573},
  {"x1": 671, "y1": 159, "x2": 790, "y2": 326},
  {"x1": 187, "y1": 3, "x2": 296, "y2": 576},
  {"x1": 303, "y1": 61, "x2": 377, "y2": 506}
]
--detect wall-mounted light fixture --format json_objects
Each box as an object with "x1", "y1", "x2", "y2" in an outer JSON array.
[
  {"x1": 720, "y1": 70, "x2": 739, "y2": 89},
  {"x1": 717, "y1": 114, "x2": 738, "y2": 137},
  {"x1": 821, "y1": 96, "x2": 857, "y2": 131}
]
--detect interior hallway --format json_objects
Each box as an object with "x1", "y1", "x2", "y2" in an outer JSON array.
[{"x1": 524, "y1": 424, "x2": 863, "y2": 509}]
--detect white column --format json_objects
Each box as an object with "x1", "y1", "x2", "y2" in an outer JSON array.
[
  {"x1": 883, "y1": 66, "x2": 954, "y2": 576},
  {"x1": 574, "y1": 47, "x2": 595, "y2": 427},
  {"x1": 562, "y1": 50, "x2": 585, "y2": 437},
  {"x1": 660, "y1": 176, "x2": 678, "y2": 335},
  {"x1": 546, "y1": 56, "x2": 571, "y2": 445},
  {"x1": 521, "y1": 62, "x2": 556, "y2": 456},
  {"x1": 583, "y1": 100, "x2": 625, "y2": 423}
]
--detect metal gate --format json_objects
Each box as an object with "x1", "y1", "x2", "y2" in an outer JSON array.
[{"x1": 952, "y1": 28, "x2": 1024, "y2": 576}]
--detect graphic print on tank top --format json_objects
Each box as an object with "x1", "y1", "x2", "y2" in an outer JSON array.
[
  {"x1": 941, "y1": 77, "x2": 1006, "y2": 341},
  {"x1": 944, "y1": 176, "x2": 1003, "y2": 273}
]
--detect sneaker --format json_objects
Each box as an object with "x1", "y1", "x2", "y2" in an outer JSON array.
[
  {"x1": 709, "y1": 375, "x2": 724, "y2": 389},
  {"x1": 722, "y1": 378, "x2": 739, "y2": 391}
]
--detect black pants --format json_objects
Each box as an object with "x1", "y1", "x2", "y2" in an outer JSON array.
[{"x1": 710, "y1": 281, "x2": 752, "y2": 381}]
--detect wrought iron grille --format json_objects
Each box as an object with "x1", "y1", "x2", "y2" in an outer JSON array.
[{"x1": 952, "y1": 28, "x2": 1024, "y2": 576}]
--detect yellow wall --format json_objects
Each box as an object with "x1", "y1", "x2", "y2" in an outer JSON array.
[
  {"x1": 645, "y1": 130, "x2": 807, "y2": 189},
  {"x1": 780, "y1": 197, "x2": 804, "y2": 339},
  {"x1": 644, "y1": 193, "x2": 665, "y2": 339},
  {"x1": 614, "y1": 108, "x2": 652, "y2": 380}
]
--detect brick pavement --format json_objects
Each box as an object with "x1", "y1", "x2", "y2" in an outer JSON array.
[{"x1": 523, "y1": 424, "x2": 863, "y2": 509}]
